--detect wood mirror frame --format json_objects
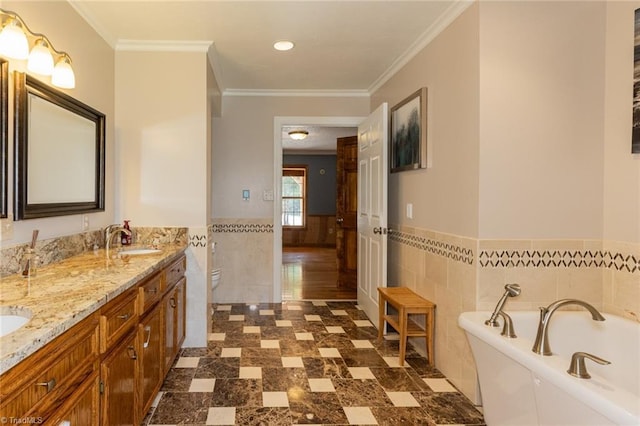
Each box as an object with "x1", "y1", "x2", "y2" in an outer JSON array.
[{"x1": 14, "y1": 73, "x2": 105, "y2": 220}]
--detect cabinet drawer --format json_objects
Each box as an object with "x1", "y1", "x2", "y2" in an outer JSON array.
[
  {"x1": 166, "y1": 255, "x2": 186, "y2": 287},
  {"x1": 100, "y1": 287, "x2": 137, "y2": 353},
  {"x1": 0, "y1": 313, "x2": 99, "y2": 423},
  {"x1": 138, "y1": 271, "x2": 164, "y2": 314}
]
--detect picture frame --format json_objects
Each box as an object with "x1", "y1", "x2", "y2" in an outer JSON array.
[
  {"x1": 633, "y1": 8, "x2": 640, "y2": 153},
  {"x1": 390, "y1": 87, "x2": 427, "y2": 172}
]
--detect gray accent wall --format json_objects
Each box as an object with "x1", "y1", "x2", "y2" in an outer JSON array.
[{"x1": 283, "y1": 155, "x2": 336, "y2": 215}]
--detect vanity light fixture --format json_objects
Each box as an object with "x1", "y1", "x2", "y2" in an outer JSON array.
[
  {"x1": 0, "y1": 8, "x2": 75, "y2": 89},
  {"x1": 288, "y1": 130, "x2": 309, "y2": 141}
]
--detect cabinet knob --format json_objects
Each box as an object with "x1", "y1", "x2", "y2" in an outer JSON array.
[
  {"x1": 147, "y1": 287, "x2": 158, "y2": 294},
  {"x1": 117, "y1": 313, "x2": 130, "y2": 320},
  {"x1": 170, "y1": 298, "x2": 177, "y2": 308},
  {"x1": 36, "y1": 378, "x2": 57, "y2": 392}
]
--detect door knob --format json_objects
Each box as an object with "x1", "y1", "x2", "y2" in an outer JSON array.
[
  {"x1": 373, "y1": 227, "x2": 382, "y2": 234},
  {"x1": 336, "y1": 218, "x2": 344, "y2": 224}
]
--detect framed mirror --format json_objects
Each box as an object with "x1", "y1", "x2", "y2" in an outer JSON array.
[
  {"x1": 0, "y1": 59, "x2": 7, "y2": 219},
  {"x1": 14, "y1": 73, "x2": 105, "y2": 220}
]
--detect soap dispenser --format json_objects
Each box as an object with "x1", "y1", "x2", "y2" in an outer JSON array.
[{"x1": 121, "y1": 220, "x2": 132, "y2": 245}]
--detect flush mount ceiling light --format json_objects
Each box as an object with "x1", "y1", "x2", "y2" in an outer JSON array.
[
  {"x1": 273, "y1": 40, "x2": 294, "y2": 51},
  {"x1": 288, "y1": 130, "x2": 309, "y2": 140},
  {"x1": 0, "y1": 8, "x2": 76, "y2": 88}
]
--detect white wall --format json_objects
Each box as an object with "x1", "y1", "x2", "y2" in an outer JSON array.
[
  {"x1": 371, "y1": 4, "x2": 480, "y2": 238},
  {"x1": 0, "y1": 1, "x2": 115, "y2": 246},
  {"x1": 212, "y1": 95, "x2": 369, "y2": 219},
  {"x1": 603, "y1": 1, "x2": 640, "y2": 244},
  {"x1": 115, "y1": 48, "x2": 213, "y2": 347},
  {"x1": 478, "y1": 1, "x2": 607, "y2": 240}
]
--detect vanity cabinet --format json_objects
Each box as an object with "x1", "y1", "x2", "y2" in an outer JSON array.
[
  {"x1": 0, "y1": 252, "x2": 187, "y2": 426},
  {"x1": 0, "y1": 312, "x2": 100, "y2": 424}
]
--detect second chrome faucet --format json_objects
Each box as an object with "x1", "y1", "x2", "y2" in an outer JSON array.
[{"x1": 532, "y1": 299, "x2": 605, "y2": 356}]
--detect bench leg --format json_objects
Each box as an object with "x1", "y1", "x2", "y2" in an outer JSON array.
[
  {"x1": 426, "y1": 308, "x2": 434, "y2": 367},
  {"x1": 398, "y1": 308, "x2": 406, "y2": 366},
  {"x1": 377, "y1": 296, "x2": 385, "y2": 341}
]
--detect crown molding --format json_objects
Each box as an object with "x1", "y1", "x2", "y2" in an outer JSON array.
[
  {"x1": 224, "y1": 88, "x2": 370, "y2": 98},
  {"x1": 368, "y1": 0, "x2": 475, "y2": 94},
  {"x1": 116, "y1": 40, "x2": 213, "y2": 52},
  {"x1": 68, "y1": 0, "x2": 118, "y2": 48}
]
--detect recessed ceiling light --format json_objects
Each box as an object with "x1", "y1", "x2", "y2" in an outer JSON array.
[{"x1": 274, "y1": 40, "x2": 294, "y2": 51}]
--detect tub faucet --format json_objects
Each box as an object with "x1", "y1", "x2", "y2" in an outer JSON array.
[
  {"x1": 485, "y1": 284, "x2": 521, "y2": 327},
  {"x1": 532, "y1": 299, "x2": 605, "y2": 356}
]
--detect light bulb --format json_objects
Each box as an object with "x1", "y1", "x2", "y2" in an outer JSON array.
[
  {"x1": 51, "y1": 55, "x2": 75, "y2": 89},
  {"x1": 0, "y1": 19, "x2": 29, "y2": 60},
  {"x1": 27, "y1": 39, "x2": 54, "y2": 76}
]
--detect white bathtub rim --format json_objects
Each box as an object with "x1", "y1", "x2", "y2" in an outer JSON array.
[{"x1": 459, "y1": 311, "x2": 639, "y2": 426}]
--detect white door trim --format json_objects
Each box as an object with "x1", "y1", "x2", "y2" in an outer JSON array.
[{"x1": 272, "y1": 116, "x2": 366, "y2": 303}]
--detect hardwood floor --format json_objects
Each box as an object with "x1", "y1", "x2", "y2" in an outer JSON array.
[{"x1": 282, "y1": 246, "x2": 357, "y2": 300}]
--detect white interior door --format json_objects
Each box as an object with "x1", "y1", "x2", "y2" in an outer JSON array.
[{"x1": 357, "y1": 103, "x2": 388, "y2": 327}]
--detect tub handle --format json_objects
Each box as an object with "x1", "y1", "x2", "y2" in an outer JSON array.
[{"x1": 567, "y1": 352, "x2": 610, "y2": 379}]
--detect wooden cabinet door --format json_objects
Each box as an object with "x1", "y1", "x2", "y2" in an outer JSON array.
[
  {"x1": 163, "y1": 290, "x2": 176, "y2": 374},
  {"x1": 48, "y1": 371, "x2": 100, "y2": 426},
  {"x1": 138, "y1": 303, "x2": 163, "y2": 419},
  {"x1": 175, "y1": 277, "x2": 186, "y2": 349},
  {"x1": 101, "y1": 331, "x2": 138, "y2": 426}
]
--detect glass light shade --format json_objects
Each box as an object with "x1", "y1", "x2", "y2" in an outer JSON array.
[
  {"x1": 0, "y1": 20, "x2": 29, "y2": 60},
  {"x1": 288, "y1": 130, "x2": 309, "y2": 140},
  {"x1": 27, "y1": 39, "x2": 54, "y2": 75},
  {"x1": 51, "y1": 56, "x2": 75, "y2": 89}
]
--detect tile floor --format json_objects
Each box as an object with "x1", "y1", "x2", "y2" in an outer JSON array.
[{"x1": 142, "y1": 300, "x2": 485, "y2": 426}]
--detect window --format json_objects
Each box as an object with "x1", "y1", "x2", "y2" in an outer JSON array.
[{"x1": 282, "y1": 166, "x2": 306, "y2": 227}]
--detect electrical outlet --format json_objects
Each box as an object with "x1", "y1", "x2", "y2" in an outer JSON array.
[
  {"x1": 0, "y1": 214, "x2": 13, "y2": 241},
  {"x1": 82, "y1": 214, "x2": 90, "y2": 231},
  {"x1": 263, "y1": 189, "x2": 274, "y2": 201}
]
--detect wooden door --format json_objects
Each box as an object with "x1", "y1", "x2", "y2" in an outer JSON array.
[
  {"x1": 336, "y1": 136, "x2": 358, "y2": 288},
  {"x1": 101, "y1": 331, "x2": 138, "y2": 426},
  {"x1": 357, "y1": 103, "x2": 389, "y2": 327}
]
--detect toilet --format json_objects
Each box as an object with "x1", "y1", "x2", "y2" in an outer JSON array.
[{"x1": 211, "y1": 268, "x2": 222, "y2": 292}]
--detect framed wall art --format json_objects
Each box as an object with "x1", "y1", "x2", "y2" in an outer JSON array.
[
  {"x1": 633, "y1": 8, "x2": 640, "y2": 153},
  {"x1": 390, "y1": 87, "x2": 427, "y2": 172}
]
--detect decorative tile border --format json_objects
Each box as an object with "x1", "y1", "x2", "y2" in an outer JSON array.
[
  {"x1": 189, "y1": 234, "x2": 207, "y2": 247},
  {"x1": 211, "y1": 223, "x2": 273, "y2": 233},
  {"x1": 389, "y1": 225, "x2": 639, "y2": 274},
  {"x1": 479, "y1": 249, "x2": 639, "y2": 273},
  {"x1": 388, "y1": 229, "x2": 474, "y2": 265}
]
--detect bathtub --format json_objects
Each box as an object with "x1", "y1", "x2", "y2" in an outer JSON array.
[{"x1": 459, "y1": 310, "x2": 640, "y2": 426}]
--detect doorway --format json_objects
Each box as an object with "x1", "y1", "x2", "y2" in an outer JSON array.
[{"x1": 273, "y1": 116, "x2": 365, "y2": 302}]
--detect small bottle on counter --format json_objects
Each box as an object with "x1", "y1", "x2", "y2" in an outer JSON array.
[{"x1": 121, "y1": 220, "x2": 132, "y2": 245}]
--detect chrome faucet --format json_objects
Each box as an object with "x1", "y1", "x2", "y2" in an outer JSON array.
[
  {"x1": 532, "y1": 299, "x2": 605, "y2": 355},
  {"x1": 485, "y1": 284, "x2": 521, "y2": 327},
  {"x1": 104, "y1": 224, "x2": 131, "y2": 256}
]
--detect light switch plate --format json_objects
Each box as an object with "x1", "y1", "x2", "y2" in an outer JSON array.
[
  {"x1": 263, "y1": 189, "x2": 274, "y2": 201},
  {"x1": 406, "y1": 203, "x2": 413, "y2": 219}
]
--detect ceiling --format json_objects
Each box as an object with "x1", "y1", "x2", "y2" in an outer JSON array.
[{"x1": 69, "y1": 0, "x2": 468, "y2": 153}]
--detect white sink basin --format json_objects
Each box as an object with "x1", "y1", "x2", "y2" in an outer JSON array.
[
  {"x1": 119, "y1": 248, "x2": 161, "y2": 256},
  {"x1": 0, "y1": 307, "x2": 32, "y2": 337}
]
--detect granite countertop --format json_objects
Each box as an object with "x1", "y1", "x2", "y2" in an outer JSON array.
[{"x1": 0, "y1": 243, "x2": 187, "y2": 375}]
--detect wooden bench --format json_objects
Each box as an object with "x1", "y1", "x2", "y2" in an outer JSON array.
[{"x1": 377, "y1": 287, "x2": 435, "y2": 366}]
